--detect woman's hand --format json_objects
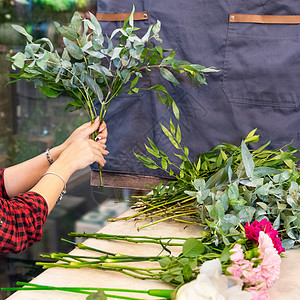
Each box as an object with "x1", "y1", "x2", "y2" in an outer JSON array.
[
  {"x1": 4, "y1": 117, "x2": 108, "y2": 199},
  {"x1": 56, "y1": 138, "x2": 109, "y2": 174},
  {"x1": 60, "y1": 117, "x2": 108, "y2": 152}
]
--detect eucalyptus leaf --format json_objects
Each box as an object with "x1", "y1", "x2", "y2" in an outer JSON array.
[
  {"x1": 11, "y1": 24, "x2": 33, "y2": 42},
  {"x1": 70, "y1": 11, "x2": 82, "y2": 32},
  {"x1": 281, "y1": 239, "x2": 295, "y2": 250},
  {"x1": 12, "y1": 52, "x2": 25, "y2": 69},
  {"x1": 241, "y1": 141, "x2": 254, "y2": 179},
  {"x1": 90, "y1": 12, "x2": 103, "y2": 36},
  {"x1": 238, "y1": 207, "x2": 256, "y2": 223},
  {"x1": 210, "y1": 200, "x2": 225, "y2": 220},
  {"x1": 54, "y1": 22, "x2": 78, "y2": 40},
  {"x1": 84, "y1": 74, "x2": 104, "y2": 102},
  {"x1": 63, "y1": 37, "x2": 84, "y2": 60}
]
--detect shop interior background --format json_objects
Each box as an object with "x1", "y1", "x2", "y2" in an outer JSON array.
[{"x1": 0, "y1": 1, "x2": 136, "y2": 297}]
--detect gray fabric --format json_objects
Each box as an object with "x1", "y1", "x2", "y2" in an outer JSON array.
[{"x1": 94, "y1": 0, "x2": 300, "y2": 176}]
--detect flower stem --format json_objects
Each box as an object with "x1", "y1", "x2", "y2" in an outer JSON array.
[{"x1": 2, "y1": 282, "x2": 174, "y2": 299}]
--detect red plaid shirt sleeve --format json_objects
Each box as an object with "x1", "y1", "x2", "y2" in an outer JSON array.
[{"x1": 0, "y1": 169, "x2": 48, "y2": 254}]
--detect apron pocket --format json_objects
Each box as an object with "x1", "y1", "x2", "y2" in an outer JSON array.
[{"x1": 222, "y1": 14, "x2": 300, "y2": 108}]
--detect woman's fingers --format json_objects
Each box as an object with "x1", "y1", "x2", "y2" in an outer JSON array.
[
  {"x1": 95, "y1": 122, "x2": 108, "y2": 144},
  {"x1": 88, "y1": 140, "x2": 109, "y2": 158},
  {"x1": 84, "y1": 117, "x2": 101, "y2": 136}
]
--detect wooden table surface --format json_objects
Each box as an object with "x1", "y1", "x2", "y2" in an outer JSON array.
[{"x1": 7, "y1": 209, "x2": 300, "y2": 300}]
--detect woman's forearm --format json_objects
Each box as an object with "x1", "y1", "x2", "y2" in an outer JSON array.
[
  {"x1": 30, "y1": 159, "x2": 74, "y2": 213},
  {"x1": 4, "y1": 145, "x2": 64, "y2": 198}
]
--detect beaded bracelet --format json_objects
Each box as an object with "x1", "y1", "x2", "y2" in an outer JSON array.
[{"x1": 45, "y1": 148, "x2": 54, "y2": 165}]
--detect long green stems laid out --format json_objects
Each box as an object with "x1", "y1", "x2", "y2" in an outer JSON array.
[
  {"x1": 133, "y1": 127, "x2": 300, "y2": 249},
  {"x1": 32, "y1": 232, "x2": 241, "y2": 286},
  {"x1": 8, "y1": 7, "x2": 217, "y2": 185},
  {"x1": 2, "y1": 282, "x2": 175, "y2": 300},
  {"x1": 1, "y1": 220, "x2": 286, "y2": 299}
]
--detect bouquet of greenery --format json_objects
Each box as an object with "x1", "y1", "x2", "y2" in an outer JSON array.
[
  {"x1": 7, "y1": 7, "x2": 217, "y2": 185},
  {"x1": 130, "y1": 121, "x2": 300, "y2": 249}
]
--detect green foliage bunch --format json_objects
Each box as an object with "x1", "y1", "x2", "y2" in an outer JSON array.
[
  {"x1": 134, "y1": 124, "x2": 300, "y2": 249},
  {"x1": 8, "y1": 7, "x2": 216, "y2": 127},
  {"x1": 7, "y1": 7, "x2": 216, "y2": 184}
]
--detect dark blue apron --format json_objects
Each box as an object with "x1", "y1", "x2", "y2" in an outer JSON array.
[{"x1": 94, "y1": 0, "x2": 300, "y2": 176}]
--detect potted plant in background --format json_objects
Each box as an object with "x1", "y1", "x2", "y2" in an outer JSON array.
[{"x1": 7, "y1": 7, "x2": 217, "y2": 185}]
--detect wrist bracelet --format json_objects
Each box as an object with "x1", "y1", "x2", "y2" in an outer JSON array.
[
  {"x1": 41, "y1": 171, "x2": 66, "y2": 204},
  {"x1": 45, "y1": 148, "x2": 54, "y2": 165}
]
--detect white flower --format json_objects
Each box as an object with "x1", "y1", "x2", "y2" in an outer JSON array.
[{"x1": 176, "y1": 259, "x2": 252, "y2": 300}]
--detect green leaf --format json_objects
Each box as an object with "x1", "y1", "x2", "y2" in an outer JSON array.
[
  {"x1": 63, "y1": 37, "x2": 84, "y2": 60},
  {"x1": 195, "y1": 157, "x2": 201, "y2": 171},
  {"x1": 90, "y1": 12, "x2": 103, "y2": 37},
  {"x1": 149, "y1": 84, "x2": 168, "y2": 93},
  {"x1": 194, "y1": 178, "x2": 205, "y2": 191},
  {"x1": 160, "y1": 124, "x2": 172, "y2": 139},
  {"x1": 223, "y1": 214, "x2": 239, "y2": 226},
  {"x1": 284, "y1": 159, "x2": 294, "y2": 169},
  {"x1": 25, "y1": 43, "x2": 40, "y2": 57},
  {"x1": 176, "y1": 125, "x2": 181, "y2": 144},
  {"x1": 161, "y1": 158, "x2": 168, "y2": 170},
  {"x1": 145, "y1": 145, "x2": 160, "y2": 158},
  {"x1": 273, "y1": 214, "x2": 281, "y2": 230},
  {"x1": 148, "y1": 138, "x2": 159, "y2": 153},
  {"x1": 11, "y1": 24, "x2": 33, "y2": 42},
  {"x1": 172, "y1": 101, "x2": 180, "y2": 121},
  {"x1": 70, "y1": 11, "x2": 82, "y2": 32},
  {"x1": 238, "y1": 207, "x2": 256, "y2": 223},
  {"x1": 54, "y1": 22, "x2": 78, "y2": 40},
  {"x1": 182, "y1": 264, "x2": 193, "y2": 281},
  {"x1": 241, "y1": 141, "x2": 254, "y2": 178},
  {"x1": 129, "y1": 5, "x2": 135, "y2": 27},
  {"x1": 253, "y1": 167, "x2": 281, "y2": 178},
  {"x1": 159, "y1": 257, "x2": 172, "y2": 268},
  {"x1": 281, "y1": 239, "x2": 295, "y2": 250},
  {"x1": 210, "y1": 200, "x2": 225, "y2": 220},
  {"x1": 130, "y1": 74, "x2": 140, "y2": 88},
  {"x1": 152, "y1": 20, "x2": 161, "y2": 35},
  {"x1": 220, "y1": 246, "x2": 230, "y2": 263},
  {"x1": 182, "y1": 238, "x2": 205, "y2": 257},
  {"x1": 184, "y1": 146, "x2": 189, "y2": 157},
  {"x1": 255, "y1": 183, "x2": 270, "y2": 196},
  {"x1": 160, "y1": 68, "x2": 180, "y2": 86},
  {"x1": 155, "y1": 46, "x2": 163, "y2": 57},
  {"x1": 38, "y1": 86, "x2": 60, "y2": 98},
  {"x1": 229, "y1": 197, "x2": 246, "y2": 206},
  {"x1": 205, "y1": 167, "x2": 226, "y2": 189},
  {"x1": 88, "y1": 64, "x2": 112, "y2": 77},
  {"x1": 134, "y1": 153, "x2": 158, "y2": 169},
  {"x1": 169, "y1": 119, "x2": 175, "y2": 135},
  {"x1": 91, "y1": 35, "x2": 104, "y2": 50},
  {"x1": 11, "y1": 52, "x2": 25, "y2": 69}
]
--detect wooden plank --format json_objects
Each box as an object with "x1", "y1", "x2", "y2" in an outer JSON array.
[{"x1": 90, "y1": 171, "x2": 170, "y2": 191}]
